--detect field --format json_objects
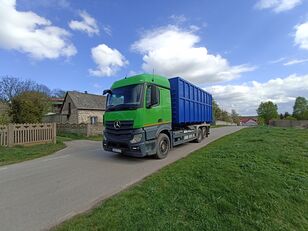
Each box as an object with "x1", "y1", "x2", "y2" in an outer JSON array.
[{"x1": 55, "y1": 127, "x2": 308, "y2": 231}]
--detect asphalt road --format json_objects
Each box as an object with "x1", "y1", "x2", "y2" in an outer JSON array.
[{"x1": 0, "y1": 126, "x2": 244, "y2": 231}]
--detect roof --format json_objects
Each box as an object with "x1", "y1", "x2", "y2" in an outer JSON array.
[
  {"x1": 49, "y1": 98, "x2": 64, "y2": 102},
  {"x1": 240, "y1": 118, "x2": 257, "y2": 123},
  {"x1": 65, "y1": 91, "x2": 106, "y2": 110},
  {"x1": 49, "y1": 98, "x2": 64, "y2": 105},
  {"x1": 111, "y1": 73, "x2": 170, "y2": 89}
]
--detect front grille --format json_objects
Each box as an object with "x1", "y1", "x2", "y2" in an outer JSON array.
[
  {"x1": 105, "y1": 120, "x2": 133, "y2": 130},
  {"x1": 107, "y1": 141, "x2": 129, "y2": 149}
]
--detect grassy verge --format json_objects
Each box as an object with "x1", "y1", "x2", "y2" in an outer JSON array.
[
  {"x1": 0, "y1": 138, "x2": 66, "y2": 166},
  {"x1": 55, "y1": 127, "x2": 308, "y2": 231},
  {"x1": 57, "y1": 132, "x2": 102, "y2": 141}
]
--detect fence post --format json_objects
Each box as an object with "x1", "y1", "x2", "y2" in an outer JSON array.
[
  {"x1": 53, "y1": 123, "x2": 57, "y2": 144},
  {"x1": 7, "y1": 123, "x2": 14, "y2": 147}
]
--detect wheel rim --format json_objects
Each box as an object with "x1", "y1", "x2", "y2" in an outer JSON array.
[{"x1": 160, "y1": 139, "x2": 168, "y2": 154}]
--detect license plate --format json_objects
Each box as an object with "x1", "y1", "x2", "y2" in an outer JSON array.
[{"x1": 112, "y1": 148, "x2": 122, "y2": 153}]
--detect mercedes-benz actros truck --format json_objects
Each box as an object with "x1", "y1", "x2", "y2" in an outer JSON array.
[{"x1": 102, "y1": 74, "x2": 212, "y2": 159}]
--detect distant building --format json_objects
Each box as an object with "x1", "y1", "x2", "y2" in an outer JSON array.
[
  {"x1": 60, "y1": 91, "x2": 106, "y2": 124},
  {"x1": 49, "y1": 98, "x2": 64, "y2": 113},
  {"x1": 240, "y1": 117, "x2": 258, "y2": 126}
]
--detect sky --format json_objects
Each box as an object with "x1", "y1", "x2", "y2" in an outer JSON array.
[{"x1": 0, "y1": 0, "x2": 308, "y2": 115}]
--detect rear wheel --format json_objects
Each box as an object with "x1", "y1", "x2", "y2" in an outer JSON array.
[
  {"x1": 202, "y1": 127, "x2": 207, "y2": 138},
  {"x1": 154, "y1": 133, "x2": 170, "y2": 159},
  {"x1": 195, "y1": 128, "x2": 203, "y2": 143}
]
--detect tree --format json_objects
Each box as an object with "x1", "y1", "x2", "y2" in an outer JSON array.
[
  {"x1": 0, "y1": 109, "x2": 10, "y2": 124},
  {"x1": 0, "y1": 76, "x2": 51, "y2": 102},
  {"x1": 212, "y1": 99, "x2": 222, "y2": 121},
  {"x1": 293, "y1": 97, "x2": 308, "y2": 120},
  {"x1": 257, "y1": 117, "x2": 265, "y2": 125},
  {"x1": 257, "y1": 101, "x2": 279, "y2": 125},
  {"x1": 283, "y1": 112, "x2": 290, "y2": 119},
  {"x1": 10, "y1": 92, "x2": 50, "y2": 123},
  {"x1": 231, "y1": 109, "x2": 240, "y2": 125}
]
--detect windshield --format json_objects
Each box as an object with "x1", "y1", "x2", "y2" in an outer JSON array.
[{"x1": 106, "y1": 84, "x2": 143, "y2": 111}]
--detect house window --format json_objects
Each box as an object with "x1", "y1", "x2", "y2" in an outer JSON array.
[
  {"x1": 90, "y1": 116, "x2": 98, "y2": 124},
  {"x1": 68, "y1": 103, "x2": 71, "y2": 115}
]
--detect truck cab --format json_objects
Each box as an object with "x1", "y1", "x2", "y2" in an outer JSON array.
[{"x1": 103, "y1": 74, "x2": 172, "y2": 158}]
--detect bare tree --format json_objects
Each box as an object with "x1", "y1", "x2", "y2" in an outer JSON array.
[{"x1": 0, "y1": 76, "x2": 51, "y2": 102}]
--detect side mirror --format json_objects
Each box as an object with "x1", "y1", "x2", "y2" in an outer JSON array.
[{"x1": 103, "y1": 89, "x2": 112, "y2": 95}]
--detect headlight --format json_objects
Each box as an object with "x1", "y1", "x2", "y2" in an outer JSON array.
[{"x1": 130, "y1": 134, "x2": 143, "y2": 144}]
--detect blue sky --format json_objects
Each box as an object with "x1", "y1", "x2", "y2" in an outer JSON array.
[{"x1": 0, "y1": 0, "x2": 308, "y2": 115}]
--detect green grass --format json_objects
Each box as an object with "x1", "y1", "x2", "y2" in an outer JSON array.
[
  {"x1": 0, "y1": 139, "x2": 66, "y2": 166},
  {"x1": 55, "y1": 127, "x2": 308, "y2": 231},
  {"x1": 57, "y1": 132, "x2": 102, "y2": 141}
]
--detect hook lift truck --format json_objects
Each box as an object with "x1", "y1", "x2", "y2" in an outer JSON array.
[{"x1": 103, "y1": 74, "x2": 212, "y2": 159}]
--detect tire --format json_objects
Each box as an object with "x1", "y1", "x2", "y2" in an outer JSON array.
[
  {"x1": 154, "y1": 133, "x2": 170, "y2": 159},
  {"x1": 195, "y1": 128, "x2": 203, "y2": 143},
  {"x1": 202, "y1": 127, "x2": 207, "y2": 138},
  {"x1": 203, "y1": 126, "x2": 210, "y2": 137}
]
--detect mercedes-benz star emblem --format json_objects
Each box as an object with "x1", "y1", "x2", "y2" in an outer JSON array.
[{"x1": 114, "y1": 121, "x2": 121, "y2": 129}]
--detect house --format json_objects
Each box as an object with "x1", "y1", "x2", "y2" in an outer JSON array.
[
  {"x1": 49, "y1": 98, "x2": 64, "y2": 113},
  {"x1": 60, "y1": 91, "x2": 106, "y2": 124},
  {"x1": 240, "y1": 117, "x2": 258, "y2": 126}
]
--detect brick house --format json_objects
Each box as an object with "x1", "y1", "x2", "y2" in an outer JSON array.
[{"x1": 60, "y1": 91, "x2": 106, "y2": 124}]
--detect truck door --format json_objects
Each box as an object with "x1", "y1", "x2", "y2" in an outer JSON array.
[{"x1": 144, "y1": 84, "x2": 162, "y2": 127}]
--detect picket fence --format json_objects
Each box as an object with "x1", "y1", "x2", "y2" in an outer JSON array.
[{"x1": 0, "y1": 123, "x2": 56, "y2": 147}]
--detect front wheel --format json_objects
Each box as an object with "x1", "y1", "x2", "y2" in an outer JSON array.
[{"x1": 154, "y1": 133, "x2": 170, "y2": 159}]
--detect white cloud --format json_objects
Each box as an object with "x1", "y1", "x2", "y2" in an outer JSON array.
[
  {"x1": 294, "y1": 21, "x2": 308, "y2": 50},
  {"x1": 283, "y1": 58, "x2": 308, "y2": 65},
  {"x1": 131, "y1": 25, "x2": 255, "y2": 84},
  {"x1": 269, "y1": 57, "x2": 287, "y2": 64},
  {"x1": 0, "y1": 0, "x2": 76, "y2": 59},
  {"x1": 255, "y1": 0, "x2": 302, "y2": 13},
  {"x1": 207, "y1": 74, "x2": 308, "y2": 115},
  {"x1": 69, "y1": 11, "x2": 99, "y2": 36},
  {"x1": 89, "y1": 44, "x2": 128, "y2": 77}
]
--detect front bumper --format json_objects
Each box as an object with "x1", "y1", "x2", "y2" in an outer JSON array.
[{"x1": 102, "y1": 130, "x2": 156, "y2": 157}]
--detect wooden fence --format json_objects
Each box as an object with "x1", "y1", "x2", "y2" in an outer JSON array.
[
  {"x1": 0, "y1": 123, "x2": 56, "y2": 147},
  {"x1": 57, "y1": 123, "x2": 103, "y2": 137}
]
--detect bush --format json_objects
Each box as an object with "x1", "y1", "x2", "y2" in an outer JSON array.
[
  {"x1": 285, "y1": 116, "x2": 297, "y2": 120},
  {"x1": 10, "y1": 91, "x2": 50, "y2": 123},
  {"x1": 0, "y1": 112, "x2": 11, "y2": 124}
]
